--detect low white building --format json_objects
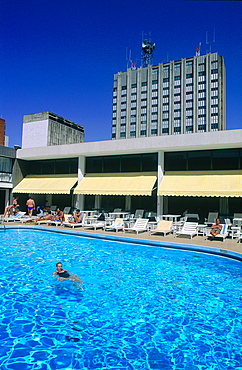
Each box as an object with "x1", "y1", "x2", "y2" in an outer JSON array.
[{"x1": 14, "y1": 128, "x2": 242, "y2": 220}]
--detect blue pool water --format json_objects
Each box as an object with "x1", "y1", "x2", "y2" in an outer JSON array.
[{"x1": 0, "y1": 229, "x2": 242, "y2": 370}]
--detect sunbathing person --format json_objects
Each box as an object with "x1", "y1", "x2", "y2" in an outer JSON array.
[
  {"x1": 53, "y1": 208, "x2": 65, "y2": 223},
  {"x1": 68, "y1": 209, "x2": 82, "y2": 224},
  {"x1": 210, "y1": 218, "x2": 222, "y2": 238},
  {"x1": 24, "y1": 211, "x2": 53, "y2": 223},
  {"x1": 53, "y1": 262, "x2": 83, "y2": 289}
]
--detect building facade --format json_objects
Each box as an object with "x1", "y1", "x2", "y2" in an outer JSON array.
[
  {"x1": 14, "y1": 129, "x2": 242, "y2": 219},
  {"x1": 112, "y1": 52, "x2": 225, "y2": 139},
  {"x1": 22, "y1": 111, "x2": 84, "y2": 149}
]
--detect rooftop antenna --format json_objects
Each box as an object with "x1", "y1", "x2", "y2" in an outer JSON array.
[
  {"x1": 195, "y1": 42, "x2": 201, "y2": 56},
  {"x1": 126, "y1": 48, "x2": 137, "y2": 71},
  {"x1": 141, "y1": 31, "x2": 155, "y2": 68},
  {"x1": 206, "y1": 28, "x2": 215, "y2": 53}
]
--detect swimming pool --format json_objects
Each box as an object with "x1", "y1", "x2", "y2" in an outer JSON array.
[{"x1": 0, "y1": 229, "x2": 242, "y2": 370}]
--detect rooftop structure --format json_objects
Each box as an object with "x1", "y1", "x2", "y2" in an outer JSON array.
[{"x1": 22, "y1": 111, "x2": 84, "y2": 149}]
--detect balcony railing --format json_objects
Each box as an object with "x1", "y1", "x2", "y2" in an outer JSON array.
[{"x1": 0, "y1": 173, "x2": 12, "y2": 183}]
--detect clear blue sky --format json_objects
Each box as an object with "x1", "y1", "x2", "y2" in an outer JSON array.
[{"x1": 0, "y1": 0, "x2": 241, "y2": 147}]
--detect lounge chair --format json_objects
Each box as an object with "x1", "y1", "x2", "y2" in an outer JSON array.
[
  {"x1": 49, "y1": 205, "x2": 57, "y2": 213},
  {"x1": 175, "y1": 222, "x2": 198, "y2": 239},
  {"x1": 238, "y1": 231, "x2": 242, "y2": 243},
  {"x1": 83, "y1": 220, "x2": 105, "y2": 230},
  {"x1": 133, "y1": 209, "x2": 144, "y2": 220},
  {"x1": 124, "y1": 218, "x2": 149, "y2": 234},
  {"x1": 204, "y1": 212, "x2": 218, "y2": 225},
  {"x1": 104, "y1": 218, "x2": 124, "y2": 232},
  {"x1": 233, "y1": 213, "x2": 242, "y2": 219},
  {"x1": 3, "y1": 212, "x2": 26, "y2": 222},
  {"x1": 206, "y1": 224, "x2": 228, "y2": 242},
  {"x1": 63, "y1": 207, "x2": 71, "y2": 214},
  {"x1": 62, "y1": 213, "x2": 87, "y2": 228},
  {"x1": 150, "y1": 220, "x2": 173, "y2": 236}
]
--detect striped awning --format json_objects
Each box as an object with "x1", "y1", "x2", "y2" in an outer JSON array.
[
  {"x1": 12, "y1": 174, "x2": 78, "y2": 194},
  {"x1": 158, "y1": 171, "x2": 242, "y2": 197},
  {"x1": 74, "y1": 172, "x2": 157, "y2": 196}
]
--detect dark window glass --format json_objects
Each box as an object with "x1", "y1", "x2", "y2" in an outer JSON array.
[
  {"x1": 55, "y1": 159, "x2": 70, "y2": 174},
  {"x1": 187, "y1": 151, "x2": 211, "y2": 170},
  {"x1": 141, "y1": 153, "x2": 158, "y2": 171},
  {"x1": 103, "y1": 156, "x2": 120, "y2": 172},
  {"x1": 212, "y1": 150, "x2": 239, "y2": 170},
  {"x1": 70, "y1": 158, "x2": 78, "y2": 173},
  {"x1": 165, "y1": 152, "x2": 187, "y2": 171},
  {"x1": 174, "y1": 127, "x2": 181, "y2": 132},
  {"x1": 28, "y1": 161, "x2": 41, "y2": 174},
  {"x1": 86, "y1": 157, "x2": 103, "y2": 173},
  {"x1": 151, "y1": 129, "x2": 158, "y2": 135},
  {"x1": 84, "y1": 195, "x2": 95, "y2": 210},
  {"x1": 44, "y1": 160, "x2": 55, "y2": 174},
  {"x1": 121, "y1": 155, "x2": 140, "y2": 172}
]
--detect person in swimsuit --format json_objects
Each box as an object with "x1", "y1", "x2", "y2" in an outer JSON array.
[
  {"x1": 26, "y1": 197, "x2": 35, "y2": 217},
  {"x1": 210, "y1": 218, "x2": 222, "y2": 238},
  {"x1": 53, "y1": 208, "x2": 65, "y2": 223},
  {"x1": 53, "y1": 262, "x2": 83, "y2": 288},
  {"x1": 68, "y1": 209, "x2": 82, "y2": 224},
  {"x1": 3, "y1": 197, "x2": 20, "y2": 217}
]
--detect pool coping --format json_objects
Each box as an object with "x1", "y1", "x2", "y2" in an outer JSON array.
[{"x1": 2, "y1": 224, "x2": 242, "y2": 263}]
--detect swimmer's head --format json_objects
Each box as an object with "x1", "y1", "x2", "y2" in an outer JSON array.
[{"x1": 56, "y1": 262, "x2": 62, "y2": 270}]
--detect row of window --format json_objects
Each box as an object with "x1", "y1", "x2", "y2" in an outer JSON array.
[
  {"x1": 165, "y1": 149, "x2": 242, "y2": 171},
  {"x1": 27, "y1": 158, "x2": 78, "y2": 175},
  {"x1": 86, "y1": 153, "x2": 158, "y2": 173}
]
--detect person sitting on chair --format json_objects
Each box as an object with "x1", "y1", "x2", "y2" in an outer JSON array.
[
  {"x1": 210, "y1": 218, "x2": 222, "y2": 238},
  {"x1": 69, "y1": 209, "x2": 83, "y2": 224},
  {"x1": 53, "y1": 208, "x2": 65, "y2": 223}
]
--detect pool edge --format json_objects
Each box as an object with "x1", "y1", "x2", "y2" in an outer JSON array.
[{"x1": 2, "y1": 224, "x2": 242, "y2": 262}]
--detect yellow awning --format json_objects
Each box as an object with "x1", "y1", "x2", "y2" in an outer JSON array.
[
  {"x1": 74, "y1": 172, "x2": 157, "y2": 196},
  {"x1": 158, "y1": 171, "x2": 242, "y2": 197},
  {"x1": 13, "y1": 174, "x2": 78, "y2": 194}
]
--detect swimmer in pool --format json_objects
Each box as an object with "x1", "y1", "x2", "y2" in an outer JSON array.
[{"x1": 53, "y1": 262, "x2": 83, "y2": 289}]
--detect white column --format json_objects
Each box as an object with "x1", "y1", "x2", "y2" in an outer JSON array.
[
  {"x1": 157, "y1": 151, "x2": 164, "y2": 218},
  {"x1": 75, "y1": 156, "x2": 85, "y2": 210},
  {"x1": 5, "y1": 189, "x2": 10, "y2": 207}
]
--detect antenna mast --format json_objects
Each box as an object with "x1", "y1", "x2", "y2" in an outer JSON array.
[
  {"x1": 141, "y1": 32, "x2": 155, "y2": 68},
  {"x1": 126, "y1": 49, "x2": 137, "y2": 71},
  {"x1": 206, "y1": 29, "x2": 216, "y2": 53}
]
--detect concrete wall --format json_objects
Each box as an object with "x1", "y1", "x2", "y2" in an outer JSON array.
[
  {"x1": 22, "y1": 120, "x2": 49, "y2": 148},
  {"x1": 17, "y1": 129, "x2": 242, "y2": 161}
]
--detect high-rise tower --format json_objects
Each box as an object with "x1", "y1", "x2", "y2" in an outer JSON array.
[{"x1": 112, "y1": 52, "x2": 226, "y2": 139}]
